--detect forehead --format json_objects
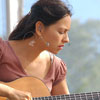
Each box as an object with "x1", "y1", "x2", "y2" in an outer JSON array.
[
  {"x1": 56, "y1": 15, "x2": 71, "y2": 26},
  {"x1": 49, "y1": 15, "x2": 71, "y2": 30}
]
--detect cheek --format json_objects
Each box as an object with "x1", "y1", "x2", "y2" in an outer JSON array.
[{"x1": 47, "y1": 32, "x2": 59, "y2": 43}]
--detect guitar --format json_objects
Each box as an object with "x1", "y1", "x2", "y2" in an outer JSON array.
[{"x1": 0, "y1": 76, "x2": 100, "y2": 100}]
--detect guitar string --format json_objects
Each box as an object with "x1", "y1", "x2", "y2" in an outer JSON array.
[
  {"x1": 48, "y1": 94, "x2": 99, "y2": 100},
  {"x1": 33, "y1": 94, "x2": 100, "y2": 100},
  {"x1": 33, "y1": 95, "x2": 98, "y2": 100},
  {"x1": 33, "y1": 92, "x2": 100, "y2": 100},
  {"x1": 97, "y1": 92, "x2": 100, "y2": 100},
  {"x1": 58, "y1": 92, "x2": 100, "y2": 99},
  {"x1": 33, "y1": 96, "x2": 99, "y2": 100}
]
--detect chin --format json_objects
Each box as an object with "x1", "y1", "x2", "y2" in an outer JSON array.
[
  {"x1": 53, "y1": 51, "x2": 59, "y2": 54},
  {"x1": 49, "y1": 50, "x2": 59, "y2": 55},
  {"x1": 47, "y1": 47, "x2": 60, "y2": 54}
]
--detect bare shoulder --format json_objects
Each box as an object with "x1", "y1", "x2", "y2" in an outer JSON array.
[
  {"x1": 40, "y1": 51, "x2": 51, "y2": 61},
  {"x1": 39, "y1": 51, "x2": 51, "y2": 68}
]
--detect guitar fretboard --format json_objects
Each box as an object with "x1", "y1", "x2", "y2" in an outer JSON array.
[{"x1": 33, "y1": 92, "x2": 100, "y2": 100}]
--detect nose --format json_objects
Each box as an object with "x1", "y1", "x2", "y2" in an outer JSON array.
[{"x1": 62, "y1": 33, "x2": 69, "y2": 43}]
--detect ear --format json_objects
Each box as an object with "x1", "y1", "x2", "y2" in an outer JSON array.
[{"x1": 35, "y1": 21, "x2": 45, "y2": 37}]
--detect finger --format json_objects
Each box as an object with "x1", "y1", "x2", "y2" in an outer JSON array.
[
  {"x1": 26, "y1": 95, "x2": 32, "y2": 100},
  {"x1": 26, "y1": 96, "x2": 31, "y2": 100},
  {"x1": 27, "y1": 93, "x2": 32, "y2": 100},
  {"x1": 30, "y1": 97, "x2": 32, "y2": 100}
]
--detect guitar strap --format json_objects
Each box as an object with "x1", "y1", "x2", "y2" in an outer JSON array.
[{"x1": 49, "y1": 52, "x2": 54, "y2": 65}]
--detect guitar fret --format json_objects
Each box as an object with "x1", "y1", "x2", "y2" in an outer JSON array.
[
  {"x1": 63, "y1": 95, "x2": 70, "y2": 100},
  {"x1": 75, "y1": 93, "x2": 82, "y2": 100},
  {"x1": 88, "y1": 92, "x2": 94, "y2": 100},
  {"x1": 51, "y1": 96, "x2": 57, "y2": 100},
  {"x1": 91, "y1": 92, "x2": 94, "y2": 100},
  {"x1": 50, "y1": 96, "x2": 57, "y2": 100},
  {"x1": 93, "y1": 92, "x2": 100, "y2": 100},
  {"x1": 47, "y1": 96, "x2": 52, "y2": 100},
  {"x1": 33, "y1": 97, "x2": 37, "y2": 100},
  {"x1": 68, "y1": 95, "x2": 72, "y2": 100},
  {"x1": 70, "y1": 94, "x2": 76, "y2": 100},
  {"x1": 63, "y1": 94, "x2": 71, "y2": 100},
  {"x1": 97, "y1": 92, "x2": 100, "y2": 99},
  {"x1": 48, "y1": 96, "x2": 52, "y2": 100},
  {"x1": 74, "y1": 93, "x2": 77, "y2": 100},
  {"x1": 68, "y1": 92, "x2": 100, "y2": 100},
  {"x1": 32, "y1": 92, "x2": 100, "y2": 100},
  {"x1": 85, "y1": 92, "x2": 89, "y2": 100},
  {"x1": 57, "y1": 95, "x2": 62, "y2": 100},
  {"x1": 71, "y1": 93, "x2": 87, "y2": 100},
  {"x1": 45, "y1": 96, "x2": 50, "y2": 100}
]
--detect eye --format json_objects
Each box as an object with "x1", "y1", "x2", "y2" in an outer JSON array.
[{"x1": 59, "y1": 31, "x2": 64, "y2": 34}]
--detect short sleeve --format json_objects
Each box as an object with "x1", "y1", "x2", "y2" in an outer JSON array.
[{"x1": 53, "y1": 57, "x2": 67, "y2": 86}]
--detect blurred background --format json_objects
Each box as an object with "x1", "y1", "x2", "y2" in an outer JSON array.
[{"x1": 0, "y1": 0, "x2": 100, "y2": 93}]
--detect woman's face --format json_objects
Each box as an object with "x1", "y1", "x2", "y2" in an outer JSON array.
[{"x1": 42, "y1": 15, "x2": 71, "y2": 54}]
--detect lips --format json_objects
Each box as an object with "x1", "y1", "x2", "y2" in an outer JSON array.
[
  {"x1": 58, "y1": 45, "x2": 64, "y2": 47},
  {"x1": 58, "y1": 45, "x2": 64, "y2": 50}
]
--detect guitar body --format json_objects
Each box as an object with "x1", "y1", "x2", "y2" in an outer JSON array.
[
  {"x1": 0, "y1": 76, "x2": 50, "y2": 100},
  {"x1": 0, "y1": 76, "x2": 100, "y2": 100}
]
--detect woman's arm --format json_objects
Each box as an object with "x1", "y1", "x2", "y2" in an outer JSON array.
[
  {"x1": 51, "y1": 79, "x2": 70, "y2": 95},
  {"x1": 0, "y1": 83, "x2": 32, "y2": 100}
]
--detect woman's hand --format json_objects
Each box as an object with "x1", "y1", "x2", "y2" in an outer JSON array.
[
  {"x1": 0, "y1": 83, "x2": 32, "y2": 100},
  {"x1": 7, "y1": 88, "x2": 32, "y2": 100}
]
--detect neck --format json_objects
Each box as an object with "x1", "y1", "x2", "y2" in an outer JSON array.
[{"x1": 9, "y1": 36, "x2": 47, "y2": 61}]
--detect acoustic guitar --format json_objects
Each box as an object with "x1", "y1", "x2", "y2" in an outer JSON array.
[{"x1": 0, "y1": 76, "x2": 100, "y2": 100}]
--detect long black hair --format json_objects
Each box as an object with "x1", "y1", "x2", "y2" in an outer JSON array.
[{"x1": 9, "y1": 0, "x2": 72, "y2": 40}]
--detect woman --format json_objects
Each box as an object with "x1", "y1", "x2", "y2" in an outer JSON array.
[{"x1": 0, "y1": 0, "x2": 72, "y2": 100}]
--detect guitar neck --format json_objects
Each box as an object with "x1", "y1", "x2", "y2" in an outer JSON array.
[{"x1": 33, "y1": 92, "x2": 100, "y2": 100}]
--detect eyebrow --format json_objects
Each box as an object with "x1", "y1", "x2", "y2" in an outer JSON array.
[{"x1": 59, "y1": 27, "x2": 70, "y2": 31}]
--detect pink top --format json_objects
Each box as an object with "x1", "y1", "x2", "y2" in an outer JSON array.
[{"x1": 0, "y1": 38, "x2": 67, "y2": 92}]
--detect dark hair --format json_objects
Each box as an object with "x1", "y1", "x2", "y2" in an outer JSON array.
[{"x1": 9, "y1": 0, "x2": 72, "y2": 40}]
